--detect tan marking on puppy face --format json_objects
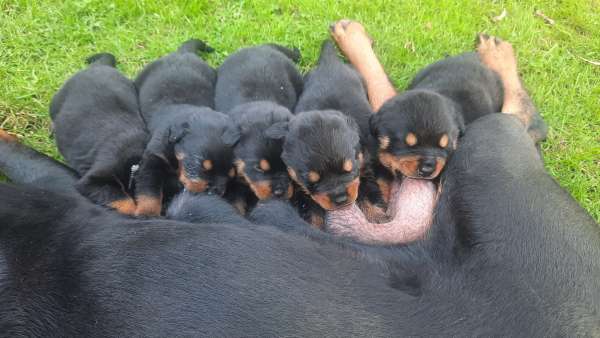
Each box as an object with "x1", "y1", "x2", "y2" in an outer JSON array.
[
  {"x1": 203, "y1": 160, "x2": 212, "y2": 171},
  {"x1": 377, "y1": 178, "x2": 392, "y2": 204},
  {"x1": 343, "y1": 159, "x2": 353, "y2": 172},
  {"x1": 406, "y1": 133, "x2": 417, "y2": 146},
  {"x1": 287, "y1": 167, "x2": 296, "y2": 180},
  {"x1": 228, "y1": 168, "x2": 235, "y2": 178},
  {"x1": 108, "y1": 198, "x2": 137, "y2": 215},
  {"x1": 259, "y1": 159, "x2": 270, "y2": 171},
  {"x1": 309, "y1": 172, "x2": 320, "y2": 182},
  {"x1": 176, "y1": 152, "x2": 186, "y2": 160},
  {"x1": 359, "y1": 152, "x2": 364, "y2": 164},
  {"x1": 311, "y1": 193, "x2": 336, "y2": 211},
  {"x1": 453, "y1": 139, "x2": 457, "y2": 150},
  {"x1": 179, "y1": 167, "x2": 208, "y2": 193},
  {"x1": 346, "y1": 177, "x2": 360, "y2": 204},
  {"x1": 379, "y1": 136, "x2": 390, "y2": 149},
  {"x1": 285, "y1": 183, "x2": 294, "y2": 199},
  {"x1": 378, "y1": 153, "x2": 420, "y2": 178},
  {"x1": 248, "y1": 180, "x2": 272, "y2": 200},
  {"x1": 434, "y1": 158, "x2": 446, "y2": 178},
  {"x1": 134, "y1": 195, "x2": 163, "y2": 217},
  {"x1": 439, "y1": 135, "x2": 449, "y2": 148}
]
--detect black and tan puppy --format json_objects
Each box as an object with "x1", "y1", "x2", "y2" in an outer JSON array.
[
  {"x1": 369, "y1": 52, "x2": 504, "y2": 182},
  {"x1": 293, "y1": 39, "x2": 389, "y2": 225},
  {"x1": 265, "y1": 110, "x2": 363, "y2": 227},
  {"x1": 214, "y1": 43, "x2": 303, "y2": 114},
  {"x1": 294, "y1": 40, "x2": 373, "y2": 138},
  {"x1": 221, "y1": 102, "x2": 294, "y2": 214},
  {"x1": 134, "y1": 39, "x2": 235, "y2": 216},
  {"x1": 49, "y1": 53, "x2": 149, "y2": 214}
]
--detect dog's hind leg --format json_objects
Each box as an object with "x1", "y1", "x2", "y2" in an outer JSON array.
[
  {"x1": 0, "y1": 128, "x2": 79, "y2": 188},
  {"x1": 476, "y1": 34, "x2": 548, "y2": 145},
  {"x1": 329, "y1": 20, "x2": 397, "y2": 112}
]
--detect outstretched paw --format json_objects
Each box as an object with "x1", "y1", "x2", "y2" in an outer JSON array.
[
  {"x1": 476, "y1": 33, "x2": 518, "y2": 81},
  {"x1": 328, "y1": 19, "x2": 373, "y2": 52}
]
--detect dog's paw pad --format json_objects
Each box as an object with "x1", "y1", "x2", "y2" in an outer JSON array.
[{"x1": 476, "y1": 33, "x2": 517, "y2": 75}]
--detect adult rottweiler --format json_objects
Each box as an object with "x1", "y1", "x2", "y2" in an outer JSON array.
[
  {"x1": 1, "y1": 94, "x2": 599, "y2": 336},
  {"x1": 49, "y1": 53, "x2": 150, "y2": 215},
  {"x1": 133, "y1": 39, "x2": 235, "y2": 216}
]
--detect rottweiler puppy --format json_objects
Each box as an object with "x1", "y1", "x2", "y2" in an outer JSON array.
[
  {"x1": 214, "y1": 43, "x2": 304, "y2": 114},
  {"x1": 49, "y1": 52, "x2": 149, "y2": 214},
  {"x1": 220, "y1": 101, "x2": 295, "y2": 214},
  {"x1": 264, "y1": 110, "x2": 364, "y2": 228},
  {"x1": 368, "y1": 52, "x2": 504, "y2": 185},
  {"x1": 294, "y1": 39, "x2": 372, "y2": 138},
  {"x1": 134, "y1": 39, "x2": 235, "y2": 216},
  {"x1": 291, "y1": 40, "x2": 387, "y2": 227}
]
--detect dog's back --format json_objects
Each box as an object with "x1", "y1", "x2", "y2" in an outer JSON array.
[
  {"x1": 408, "y1": 52, "x2": 504, "y2": 124},
  {"x1": 294, "y1": 40, "x2": 373, "y2": 138},
  {"x1": 49, "y1": 53, "x2": 146, "y2": 176},
  {"x1": 135, "y1": 39, "x2": 217, "y2": 131},
  {"x1": 214, "y1": 44, "x2": 304, "y2": 114}
]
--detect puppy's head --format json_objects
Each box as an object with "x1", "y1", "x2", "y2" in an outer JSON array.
[
  {"x1": 369, "y1": 90, "x2": 462, "y2": 179},
  {"x1": 265, "y1": 110, "x2": 363, "y2": 211},
  {"x1": 221, "y1": 102, "x2": 294, "y2": 200},
  {"x1": 170, "y1": 107, "x2": 235, "y2": 196}
]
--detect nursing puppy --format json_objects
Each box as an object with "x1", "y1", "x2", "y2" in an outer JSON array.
[
  {"x1": 369, "y1": 52, "x2": 504, "y2": 181},
  {"x1": 221, "y1": 101, "x2": 295, "y2": 214},
  {"x1": 265, "y1": 110, "x2": 364, "y2": 228},
  {"x1": 214, "y1": 43, "x2": 304, "y2": 114},
  {"x1": 134, "y1": 39, "x2": 235, "y2": 216},
  {"x1": 290, "y1": 40, "x2": 386, "y2": 227},
  {"x1": 49, "y1": 53, "x2": 149, "y2": 214}
]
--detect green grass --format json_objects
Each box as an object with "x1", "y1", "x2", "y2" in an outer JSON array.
[{"x1": 1, "y1": 0, "x2": 598, "y2": 222}]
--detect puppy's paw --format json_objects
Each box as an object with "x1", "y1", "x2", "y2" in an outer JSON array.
[
  {"x1": 329, "y1": 19, "x2": 374, "y2": 51},
  {"x1": 475, "y1": 33, "x2": 518, "y2": 79}
]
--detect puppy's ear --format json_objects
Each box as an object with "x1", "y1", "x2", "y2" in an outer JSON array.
[
  {"x1": 369, "y1": 113, "x2": 381, "y2": 136},
  {"x1": 168, "y1": 121, "x2": 189, "y2": 144},
  {"x1": 221, "y1": 124, "x2": 242, "y2": 146},
  {"x1": 264, "y1": 122, "x2": 289, "y2": 140}
]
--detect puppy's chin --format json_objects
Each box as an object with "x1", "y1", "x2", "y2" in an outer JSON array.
[{"x1": 379, "y1": 153, "x2": 445, "y2": 180}]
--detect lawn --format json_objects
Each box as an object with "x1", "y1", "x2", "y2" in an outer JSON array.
[{"x1": 1, "y1": 0, "x2": 598, "y2": 222}]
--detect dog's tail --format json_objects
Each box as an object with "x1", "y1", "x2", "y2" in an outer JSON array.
[
  {"x1": 85, "y1": 52, "x2": 116, "y2": 67},
  {"x1": 0, "y1": 128, "x2": 79, "y2": 186},
  {"x1": 265, "y1": 44, "x2": 301, "y2": 61},
  {"x1": 317, "y1": 40, "x2": 340, "y2": 65},
  {"x1": 178, "y1": 39, "x2": 216, "y2": 54}
]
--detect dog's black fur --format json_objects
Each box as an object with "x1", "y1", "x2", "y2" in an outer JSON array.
[
  {"x1": 214, "y1": 44, "x2": 304, "y2": 114},
  {"x1": 294, "y1": 40, "x2": 373, "y2": 138},
  {"x1": 221, "y1": 102, "x2": 295, "y2": 213},
  {"x1": 133, "y1": 39, "x2": 235, "y2": 216},
  {"x1": 49, "y1": 53, "x2": 149, "y2": 214},
  {"x1": 369, "y1": 52, "x2": 505, "y2": 180},
  {"x1": 1, "y1": 113, "x2": 599, "y2": 336}
]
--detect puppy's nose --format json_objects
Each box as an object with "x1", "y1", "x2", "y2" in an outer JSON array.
[
  {"x1": 417, "y1": 157, "x2": 437, "y2": 177},
  {"x1": 330, "y1": 192, "x2": 349, "y2": 206},
  {"x1": 272, "y1": 188, "x2": 285, "y2": 197}
]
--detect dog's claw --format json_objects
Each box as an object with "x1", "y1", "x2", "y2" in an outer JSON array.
[
  {"x1": 329, "y1": 23, "x2": 335, "y2": 33},
  {"x1": 476, "y1": 33, "x2": 481, "y2": 44},
  {"x1": 341, "y1": 21, "x2": 347, "y2": 29},
  {"x1": 484, "y1": 33, "x2": 490, "y2": 40},
  {"x1": 495, "y1": 36, "x2": 500, "y2": 45}
]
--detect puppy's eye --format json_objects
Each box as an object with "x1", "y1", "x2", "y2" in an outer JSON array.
[{"x1": 253, "y1": 164, "x2": 264, "y2": 173}]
